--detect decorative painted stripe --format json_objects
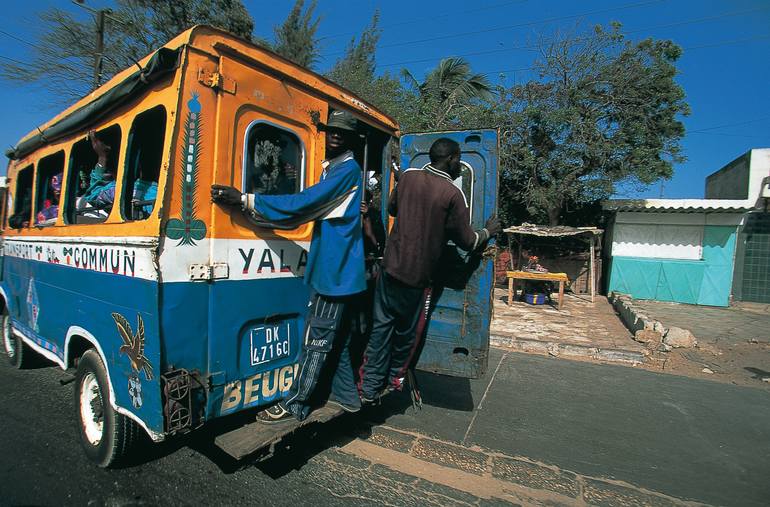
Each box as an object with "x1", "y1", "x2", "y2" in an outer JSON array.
[
  {"x1": 4, "y1": 237, "x2": 157, "y2": 281},
  {"x1": 158, "y1": 238, "x2": 311, "y2": 283},
  {"x1": 4, "y1": 236, "x2": 312, "y2": 284}
]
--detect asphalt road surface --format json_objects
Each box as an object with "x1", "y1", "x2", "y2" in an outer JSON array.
[{"x1": 2, "y1": 348, "x2": 769, "y2": 506}]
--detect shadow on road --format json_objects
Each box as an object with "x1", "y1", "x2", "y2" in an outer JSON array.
[
  {"x1": 745, "y1": 366, "x2": 770, "y2": 380},
  {"x1": 175, "y1": 370, "x2": 474, "y2": 477}
]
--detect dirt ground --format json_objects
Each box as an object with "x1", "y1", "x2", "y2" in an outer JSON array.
[{"x1": 632, "y1": 300, "x2": 770, "y2": 390}]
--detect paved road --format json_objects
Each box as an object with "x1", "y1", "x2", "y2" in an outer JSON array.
[{"x1": 1, "y1": 348, "x2": 769, "y2": 506}]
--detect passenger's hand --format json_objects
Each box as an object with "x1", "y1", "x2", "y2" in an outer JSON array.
[
  {"x1": 360, "y1": 201, "x2": 369, "y2": 215},
  {"x1": 88, "y1": 130, "x2": 111, "y2": 160},
  {"x1": 484, "y1": 215, "x2": 502, "y2": 236},
  {"x1": 211, "y1": 184, "x2": 242, "y2": 206}
]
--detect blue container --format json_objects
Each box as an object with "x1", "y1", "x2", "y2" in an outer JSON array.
[{"x1": 525, "y1": 293, "x2": 546, "y2": 305}]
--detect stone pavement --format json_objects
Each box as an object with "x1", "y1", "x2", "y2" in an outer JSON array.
[{"x1": 490, "y1": 288, "x2": 646, "y2": 365}]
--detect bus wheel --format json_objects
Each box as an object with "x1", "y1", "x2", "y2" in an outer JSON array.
[
  {"x1": 75, "y1": 349, "x2": 139, "y2": 467},
  {"x1": 2, "y1": 308, "x2": 27, "y2": 368}
]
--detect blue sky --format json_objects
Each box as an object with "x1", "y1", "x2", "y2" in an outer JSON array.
[{"x1": 1, "y1": 0, "x2": 768, "y2": 199}]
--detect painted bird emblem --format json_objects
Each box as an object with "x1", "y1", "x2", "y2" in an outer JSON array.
[{"x1": 112, "y1": 312, "x2": 154, "y2": 381}]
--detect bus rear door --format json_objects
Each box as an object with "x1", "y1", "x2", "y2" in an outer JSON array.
[{"x1": 387, "y1": 129, "x2": 499, "y2": 379}]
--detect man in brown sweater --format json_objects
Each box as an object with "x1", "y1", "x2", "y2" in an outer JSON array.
[{"x1": 359, "y1": 138, "x2": 501, "y2": 401}]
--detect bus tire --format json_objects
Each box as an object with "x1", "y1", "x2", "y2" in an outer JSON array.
[
  {"x1": 75, "y1": 349, "x2": 139, "y2": 467},
  {"x1": 2, "y1": 307, "x2": 27, "y2": 369}
]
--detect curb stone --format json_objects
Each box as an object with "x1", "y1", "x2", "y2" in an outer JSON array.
[
  {"x1": 490, "y1": 334, "x2": 646, "y2": 365},
  {"x1": 355, "y1": 426, "x2": 708, "y2": 506}
]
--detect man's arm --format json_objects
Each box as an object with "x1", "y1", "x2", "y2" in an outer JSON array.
[
  {"x1": 212, "y1": 162, "x2": 360, "y2": 228},
  {"x1": 446, "y1": 190, "x2": 501, "y2": 252},
  {"x1": 387, "y1": 185, "x2": 398, "y2": 217}
]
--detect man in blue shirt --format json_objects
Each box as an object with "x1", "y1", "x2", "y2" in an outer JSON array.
[{"x1": 211, "y1": 110, "x2": 365, "y2": 422}]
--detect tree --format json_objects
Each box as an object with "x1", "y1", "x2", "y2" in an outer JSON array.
[
  {"x1": 0, "y1": 0, "x2": 255, "y2": 102},
  {"x1": 401, "y1": 57, "x2": 495, "y2": 131},
  {"x1": 272, "y1": 0, "x2": 320, "y2": 69},
  {"x1": 133, "y1": 0, "x2": 254, "y2": 44},
  {"x1": 326, "y1": 12, "x2": 416, "y2": 127},
  {"x1": 499, "y1": 24, "x2": 689, "y2": 225},
  {"x1": 327, "y1": 12, "x2": 380, "y2": 98}
]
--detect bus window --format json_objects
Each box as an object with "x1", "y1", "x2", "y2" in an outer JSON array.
[
  {"x1": 65, "y1": 125, "x2": 121, "y2": 224},
  {"x1": 122, "y1": 106, "x2": 166, "y2": 221},
  {"x1": 243, "y1": 122, "x2": 303, "y2": 196},
  {"x1": 34, "y1": 151, "x2": 65, "y2": 227},
  {"x1": 8, "y1": 165, "x2": 33, "y2": 229}
]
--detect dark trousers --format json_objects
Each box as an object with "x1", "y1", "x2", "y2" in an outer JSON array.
[
  {"x1": 283, "y1": 293, "x2": 360, "y2": 421},
  {"x1": 359, "y1": 271, "x2": 427, "y2": 398}
]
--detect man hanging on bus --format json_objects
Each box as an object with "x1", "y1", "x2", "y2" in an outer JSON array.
[
  {"x1": 358, "y1": 137, "x2": 502, "y2": 403},
  {"x1": 211, "y1": 109, "x2": 366, "y2": 423}
]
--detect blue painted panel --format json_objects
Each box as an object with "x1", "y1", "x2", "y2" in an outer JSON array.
[
  {"x1": 609, "y1": 258, "x2": 661, "y2": 300},
  {"x1": 609, "y1": 226, "x2": 737, "y2": 308},
  {"x1": 698, "y1": 226, "x2": 736, "y2": 307},
  {"x1": 2, "y1": 256, "x2": 164, "y2": 433},
  {"x1": 609, "y1": 257, "x2": 706, "y2": 304},
  {"x1": 200, "y1": 277, "x2": 311, "y2": 416},
  {"x1": 398, "y1": 129, "x2": 498, "y2": 378}
]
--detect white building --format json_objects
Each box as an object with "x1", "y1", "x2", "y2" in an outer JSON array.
[{"x1": 603, "y1": 149, "x2": 770, "y2": 306}]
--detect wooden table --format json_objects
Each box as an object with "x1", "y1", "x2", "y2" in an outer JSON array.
[{"x1": 507, "y1": 270, "x2": 569, "y2": 310}]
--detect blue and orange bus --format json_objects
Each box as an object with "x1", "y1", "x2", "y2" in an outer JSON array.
[{"x1": 1, "y1": 26, "x2": 498, "y2": 466}]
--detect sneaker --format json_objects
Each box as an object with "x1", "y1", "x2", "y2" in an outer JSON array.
[
  {"x1": 360, "y1": 386, "x2": 394, "y2": 405},
  {"x1": 327, "y1": 398, "x2": 361, "y2": 413},
  {"x1": 256, "y1": 402, "x2": 293, "y2": 424}
]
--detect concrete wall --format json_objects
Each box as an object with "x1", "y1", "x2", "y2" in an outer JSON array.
[{"x1": 705, "y1": 148, "x2": 770, "y2": 205}]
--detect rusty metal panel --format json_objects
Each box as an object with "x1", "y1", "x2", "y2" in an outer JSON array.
[{"x1": 396, "y1": 129, "x2": 498, "y2": 379}]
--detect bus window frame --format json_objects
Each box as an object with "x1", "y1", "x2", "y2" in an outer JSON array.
[
  {"x1": 12, "y1": 164, "x2": 35, "y2": 229},
  {"x1": 241, "y1": 120, "x2": 306, "y2": 196},
  {"x1": 34, "y1": 150, "x2": 65, "y2": 227},
  {"x1": 64, "y1": 124, "x2": 122, "y2": 225},
  {"x1": 120, "y1": 104, "x2": 168, "y2": 222}
]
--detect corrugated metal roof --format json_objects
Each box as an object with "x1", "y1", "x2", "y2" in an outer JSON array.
[{"x1": 602, "y1": 199, "x2": 755, "y2": 213}]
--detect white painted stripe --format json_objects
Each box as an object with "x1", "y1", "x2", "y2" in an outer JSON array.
[
  {"x1": 13, "y1": 328, "x2": 64, "y2": 367},
  {"x1": 3, "y1": 235, "x2": 158, "y2": 247},
  {"x1": 3, "y1": 236, "x2": 313, "y2": 284},
  {"x1": 321, "y1": 189, "x2": 356, "y2": 220}
]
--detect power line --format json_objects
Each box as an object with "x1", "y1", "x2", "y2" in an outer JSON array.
[
  {"x1": 475, "y1": 34, "x2": 770, "y2": 78},
  {"x1": 377, "y1": 6, "x2": 770, "y2": 69},
  {"x1": 0, "y1": 29, "x2": 38, "y2": 48},
  {"x1": 688, "y1": 131, "x2": 769, "y2": 139},
  {"x1": 326, "y1": 0, "x2": 665, "y2": 58},
  {"x1": 684, "y1": 33, "x2": 770, "y2": 51},
  {"x1": 319, "y1": 0, "x2": 529, "y2": 41},
  {"x1": 0, "y1": 54, "x2": 29, "y2": 66},
  {"x1": 689, "y1": 115, "x2": 770, "y2": 133}
]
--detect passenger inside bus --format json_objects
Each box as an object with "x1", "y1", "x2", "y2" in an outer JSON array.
[
  {"x1": 35, "y1": 172, "x2": 62, "y2": 225},
  {"x1": 77, "y1": 130, "x2": 116, "y2": 218}
]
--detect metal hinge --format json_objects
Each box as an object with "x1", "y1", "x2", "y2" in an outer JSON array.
[
  {"x1": 189, "y1": 263, "x2": 229, "y2": 281},
  {"x1": 197, "y1": 68, "x2": 237, "y2": 94}
]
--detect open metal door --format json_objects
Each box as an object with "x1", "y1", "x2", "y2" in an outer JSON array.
[{"x1": 392, "y1": 129, "x2": 498, "y2": 378}]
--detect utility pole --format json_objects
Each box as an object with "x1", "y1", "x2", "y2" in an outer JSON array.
[
  {"x1": 94, "y1": 8, "x2": 106, "y2": 89},
  {"x1": 72, "y1": 1, "x2": 112, "y2": 90}
]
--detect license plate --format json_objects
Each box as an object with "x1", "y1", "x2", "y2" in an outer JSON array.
[{"x1": 249, "y1": 321, "x2": 292, "y2": 366}]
